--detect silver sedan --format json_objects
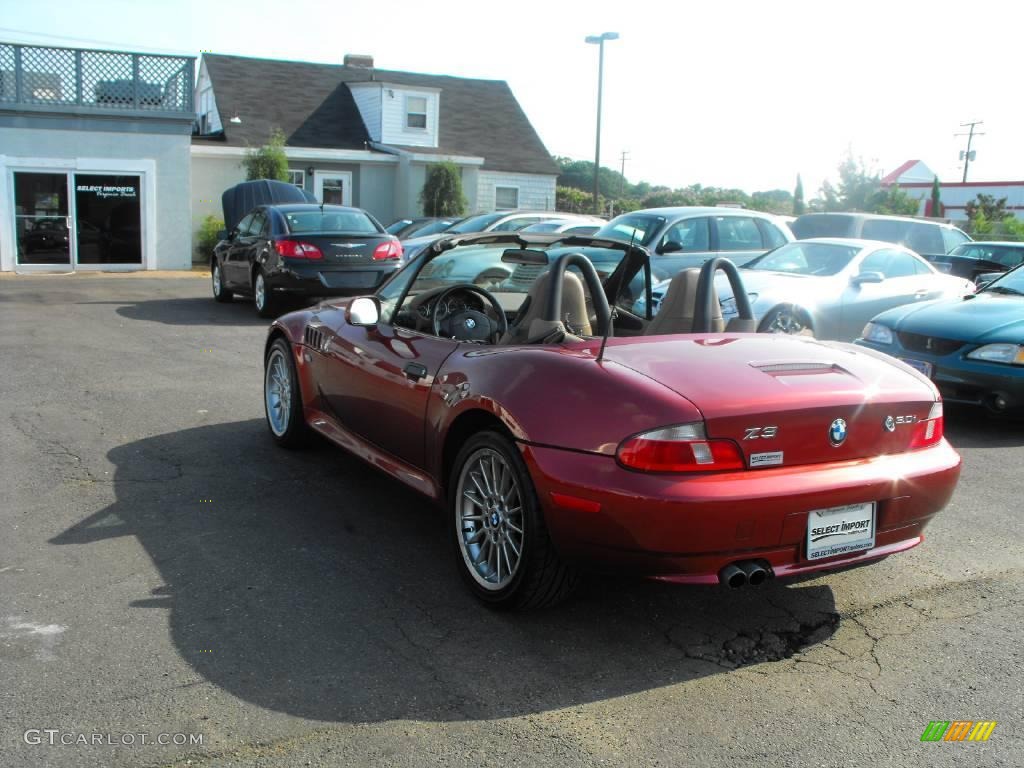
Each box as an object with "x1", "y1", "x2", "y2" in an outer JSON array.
[{"x1": 713, "y1": 238, "x2": 975, "y2": 341}]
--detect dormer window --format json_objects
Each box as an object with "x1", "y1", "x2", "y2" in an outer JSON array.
[{"x1": 406, "y1": 96, "x2": 428, "y2": 129}]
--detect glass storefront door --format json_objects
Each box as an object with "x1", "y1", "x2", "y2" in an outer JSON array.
[
  {"x1": 74, "y1": 174, "x2": 142, "y2": 265},
  {"x1": 12, "y1": 171, "x2": 143, "y2": 269},
  {"x1": 14, "y1": 172, "x2": 71, "y2": 266}
]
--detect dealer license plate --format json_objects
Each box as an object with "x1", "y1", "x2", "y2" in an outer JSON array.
[
  {"x1": 899, "y1": 357, "x2": 933, "y2": 378},
  {"x1": 806, "y1": 502, "x2": 876, "y2": 560}
]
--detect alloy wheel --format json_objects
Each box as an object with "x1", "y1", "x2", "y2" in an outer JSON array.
[
  {"x1": 455, "y1": 448, "x2": 525, "y2": 591},
  {"x1": 264, "y1": 347, "x2": 291, "y2": 437},
  {"x1": 255, "y1": 273, "x2": 266, "y2": 311},
  {"x1": 212, "y1": 264, "x2": 222, "y2": 297}
]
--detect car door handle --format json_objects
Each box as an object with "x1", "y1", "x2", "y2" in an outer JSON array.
[{"x1": 403, "y1": 362, "x2": 428, "y2": 381}]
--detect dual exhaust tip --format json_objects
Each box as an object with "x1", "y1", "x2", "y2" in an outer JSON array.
[{"x1": 719, "y1": 560, "x2": 772, "y2": 589}]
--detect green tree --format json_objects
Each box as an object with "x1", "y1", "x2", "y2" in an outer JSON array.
[
  {"x1": 870, "y1": 184, "x2": 921, "y2": 216},
  {"x1": 793, "y1": 174, "x2": 806, "y2": 215},
  {"x1": 969, "y1": 210, "x2": 993, "y2": 237},
  {"x1": 930, "y1": 176, "x2": 942, "y2": 217},
  {"x1": 419, "y1": 162, "x2": 467, "y2": 217},
  {"x1": 242, "y1": 128, "x2": 289, "y2": 182},
  {"x1": 965, "y1": 193, "x2": 1010, "y2": 223},
  {"x1": 820, "y1": 152, "x2": 881, "y2": 212},
  {"x1": 556, "y1": 185, "x2": 591, "y2": 213},
  {"x1": 1000, "y1": 217, "x2": 1024, "y2": 241},
  {"x1": 750, "y1": 189, "x2": 794, "y2": 214}
]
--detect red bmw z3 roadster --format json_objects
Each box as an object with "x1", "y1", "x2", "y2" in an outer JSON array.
[{"x1": 263, "y1": 232, "x2": 961, "y2": 609}]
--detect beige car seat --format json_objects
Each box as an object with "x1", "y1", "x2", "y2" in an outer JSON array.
[
  {"x1": 644, "y1": 268, "x2": 724, "y2": 335},
  {"x1": 500, "y1": 270, "x2": 593, "y2": 344}
]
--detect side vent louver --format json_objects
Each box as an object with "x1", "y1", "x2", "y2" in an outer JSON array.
[{"x1": 304, "y1": 325, "x2": 326, "y2": 352}]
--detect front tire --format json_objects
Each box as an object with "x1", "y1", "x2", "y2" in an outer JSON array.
[
  {"x1": 449, "y1": 431, "x2": 578, "y2": 610},
  {"x1": 264, "y1": 338, "x2": 309, "y2": 447},
  {"x1": 760, "y1": 305, "x2": 814, "y2": 337},
  {"x1": 254, "y1": 270, "x2": 278, "y2": 318},
  {"x1": 212, "y1": 259, "x2": 233, "y2": 302}
]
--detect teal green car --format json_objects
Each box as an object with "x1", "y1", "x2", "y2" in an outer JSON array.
[{"x1": 855, "y1": 264, "x2": 1024, "y2": 414}]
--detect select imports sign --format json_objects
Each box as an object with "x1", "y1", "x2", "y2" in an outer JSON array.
[{"x1": 76, "y1": 184, "x2": 137, "y2": 199}]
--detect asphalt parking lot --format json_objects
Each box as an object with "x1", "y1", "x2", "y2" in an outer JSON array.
[{"x1": 1, "y1": 275, "x2": 1021, "y2": 768}]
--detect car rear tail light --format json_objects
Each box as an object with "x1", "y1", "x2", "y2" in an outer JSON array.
[
  {"x1": 909, "y1": 401, "x2": 944, "y2": 449},
  {"x1": 373, "y1": 240, "x2": 403, "y2": 261},
  {"x1": 275, "y1": 239, "x2": 323, "y2": 260},
  {"x1": 617, "y1": 422, "x2": 745, "y2": 473}
]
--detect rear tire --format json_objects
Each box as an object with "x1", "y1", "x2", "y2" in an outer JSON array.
[
  {"x1": 212, "y1": 260, "x2": 233, "y2": 302},
  {"x1": 254, "y1": 270, "x2": 278, "y2": 318},
  {"x1": 264, "y1": 338, "x2": 309, "y2": 448},
  {"x1": 449, "y1": 430, "x2": 578, "y2": 610}
]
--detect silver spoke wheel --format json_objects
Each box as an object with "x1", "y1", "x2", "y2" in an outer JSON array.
[
  {"x1": 456, "y1": 448, "x2": 524, "y2": 591},
  {"x1": 212, "y1": 264, "x2": 222, "y2": 296},
  {"x1": 255, "y1": 273, "x2": 266, "y2": 311},
  {"x1": 264, "y1": 348, "x2": 292, "y2": 437},
  {"x1": 766, "y1": 308, "x2": 806, "y2": 335}
]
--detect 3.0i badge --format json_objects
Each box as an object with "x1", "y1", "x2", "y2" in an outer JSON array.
[{"x1": 829, "y1": 418, "x2": 847, "y2": 446}]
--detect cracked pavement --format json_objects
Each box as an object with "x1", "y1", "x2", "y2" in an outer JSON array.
[{"x1": 0, "y1": 277, "x2": 1021, "y2": 767}]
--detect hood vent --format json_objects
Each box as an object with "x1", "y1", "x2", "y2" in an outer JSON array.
[{"x1": 750, "y1": 360, "x2": 837, "y2": 374}]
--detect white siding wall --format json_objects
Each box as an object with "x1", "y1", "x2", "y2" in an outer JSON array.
[
  {"x1": 191, "y1": 154, "x2": 244, "y2": 262},
  {"x1": 380, "y1": 86, "x2": 439, "y2": 148},
  {"x1": 897, "y1": 182, "x2": 1024, "y2": 222},
  {"x1": 348, "y1": 83, "x2": 382, "y2": 141},
  {"x1": 476, "y1": 171, "x2": 556, "y2": 212},
  {"x1": 194, "y1": 60, "x2": 222, "y2": 134}
]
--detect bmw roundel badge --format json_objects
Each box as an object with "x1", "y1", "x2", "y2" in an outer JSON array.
[
  {"x1": 465, "y1": 318, "x2": 477, "y2": 330},
  {"x1": 829, "y1": 418, "x2": 847, "y2": 446}
]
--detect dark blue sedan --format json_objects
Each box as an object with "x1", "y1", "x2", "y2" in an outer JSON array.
[{"x1": 856, "y1": 264, "x2": 1024, "y2": 414}]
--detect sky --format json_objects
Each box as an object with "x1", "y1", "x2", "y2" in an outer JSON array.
[{"x1": 2, "y1": 0, "x2": 1022, "y2": 198}]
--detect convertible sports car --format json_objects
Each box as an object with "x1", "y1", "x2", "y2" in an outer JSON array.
[
  {"x1": 263, "y1": 232, "x2": 961, "y2": 609},
  {"x1": 857, "y1": 263, "x2": 1024, "y2": 415}
]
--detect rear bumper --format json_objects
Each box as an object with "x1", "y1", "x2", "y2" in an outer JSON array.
[
  {"x1": 856, "y1": 339, "x2": 1024, "y2": 413},
  {"x1": 521, "y1": 439, "x2": 961, "y2": 584},
  {"x1": 266, "y1": 262, "x2": 399, "y2": 297}
]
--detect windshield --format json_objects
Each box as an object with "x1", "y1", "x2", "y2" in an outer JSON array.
[
  {"x1": 594, "y1": 213, "x2": 665, "y2": 246},
  {"x1": 412, "y1": 218, "x2": 458, "y2": 237},
  {"x1": 285, "y1": 210, "x2": 380, "y2": 235},
  {"x1": 790, "y1": 215, "x2": 857, "y2": 239},
  {"x1": 951, "y1": 244, "x2": 1024, "y2": 268},
  {"x1": 982, "y1": 265, "x2": 1024, "y2": 295},
  {"x1": 386, "y1": 219, "x2": 413, "y2": 235},
  {"x1": 745, "y1": 242, "x2": 860, "y2": 276},
  {"x1": 446, "y1": 213, "x2": 506, "y2": 234}
]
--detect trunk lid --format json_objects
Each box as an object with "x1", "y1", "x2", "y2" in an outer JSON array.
[{"x1": 602, "y1": 335, "x2": 938, "y2": 467}]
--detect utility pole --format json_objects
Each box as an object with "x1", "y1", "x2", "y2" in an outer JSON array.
[
  {"x1": 585, "y1": 32, "x2": 619, "y2": 216},
  {"x1": 955, "y1": 120, "x2": 985, "y2": 182},
  {"x1": 618, "y1": 150, "x2": 630, "y2": 198}
]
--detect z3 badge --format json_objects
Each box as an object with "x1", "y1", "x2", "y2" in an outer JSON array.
[{"x1": 743, "y1": 425, "x2": 778, "y2": 440}]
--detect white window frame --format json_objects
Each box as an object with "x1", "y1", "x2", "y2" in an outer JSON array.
[
  {"x1": 405, "y1": 95, "x2": 428, "y2": 131},
  {"x1": 287, "y1": 169, "x2": 305, "y2": 188},
  {"x1": 312, "y1": 170, "x2": 353, "y2": 207},
  {"x1": 494, "y1": 185, "x2": 519, "y2": 211}
]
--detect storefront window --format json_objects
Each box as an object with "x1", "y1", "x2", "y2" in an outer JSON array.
[{"x1": 74, "y1": 174, "x2": 142, "y2": 264}]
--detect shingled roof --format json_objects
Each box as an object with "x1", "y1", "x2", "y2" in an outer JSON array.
[{"x1": 198, "y1": 54, "x2": 558, "y2": 176}]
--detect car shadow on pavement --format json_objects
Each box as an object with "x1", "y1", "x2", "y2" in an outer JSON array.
[
  {"x1": 102, "y1": 298, "x2": 272, "y2": 326},
  {"x1": 50, "y1": 420, "x2": 839, "y2": 723},
  {"x1": 943, "y1": 407, "x2": 1024, "y2": 449}
]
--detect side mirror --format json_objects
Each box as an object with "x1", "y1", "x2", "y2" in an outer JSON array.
[
  {"x1": 217, "y1": 229, "x2": 229, "y2": 241},
  {"x1": 852, "y1": 271, "x2": 884, "y2": 285},
  {"x1": 659, "y1": 240, "x2": 683, "y2": 255},
  {"x1": 348, "y1": 296, "x2": 381, "y2": 326}
]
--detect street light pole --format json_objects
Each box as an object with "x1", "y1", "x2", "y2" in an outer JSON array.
[{"x1": 585, "y1": 32, "x2": 618, "y2": 216}]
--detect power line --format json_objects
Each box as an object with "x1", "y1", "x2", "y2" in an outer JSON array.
[
  {"x1": 0, "y1": 26, "x2": 191, "y2": 56},
  {"x1": 954, "y1": 120, "x2": 985, "y2": 182}
]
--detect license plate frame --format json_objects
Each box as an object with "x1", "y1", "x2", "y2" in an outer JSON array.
[
  {"x1": 806, "y1": 502, "x2": 876, "y2": 560},
  {"x1": 899, "y1": 357, "x2": 934, "y2": 378}
]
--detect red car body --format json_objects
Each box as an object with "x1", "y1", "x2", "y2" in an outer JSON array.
[{"x1": 268, "y1": 297, "x2": 961, "y2": 587}]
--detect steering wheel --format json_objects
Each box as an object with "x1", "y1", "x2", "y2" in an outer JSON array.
[{"x1": 431, "y1": 284, "x2": 508, "y2": 343}]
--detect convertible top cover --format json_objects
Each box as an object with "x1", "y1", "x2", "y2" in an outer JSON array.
[{"x1": 221, "y1": 180, "x2": 317, "y2": 231}]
